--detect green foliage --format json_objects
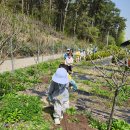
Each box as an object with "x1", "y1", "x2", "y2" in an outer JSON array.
[
  {"x1": 0, "y1": 93, "x2": 42, "y2": 123},
  {"x1": 66, "y1": 107, "x2": 77, "y2": 115},
  {"x1": 0, "y1": 0, "x2": 126, "y2": 56},
  {"x1": 85, "y1": 111, "x2": 107, "y2": 130},
  {"x1": 81, "y1": 80, "x2": 92, "y2": 85},
  {"x1": 76, "y1": 13, "x2": 100, "y2": 42},
  {"x1": 117, "y1": 31, "x2": 125, "y2": 46},
  {"x1": 86, "y1": 112, "x2": 130, "y2": 130},
  {"x1": 112, "y1": 119, "x2": 130, "y2": 130},
  {"x1": 0, "y1": 94, "x2": 50, "y2": 129},
  {"x1": 0, "y1": 60, "x2": 60, "y2": 97},
  {"x1": 67, "y1": 117, "x2": 80, "y2": 123},
  {"x1": 108, "y1": 36, "x2": 116, "y2": 45},
  {"x1": 118, "y1": 85, "x2": 130, "y2": 104},
  {"x1": 86, "y1": 51, "x2": 111, "y2": 61},
  {"x1": 103, "y1": 45, "x2": 126, "y2": 62},
  {"x1": 91, "y1": 86, "x2": 112, "y2": 99},
  {"x1": 56, "y1": 127, "x2": 63, "y2": 130}
]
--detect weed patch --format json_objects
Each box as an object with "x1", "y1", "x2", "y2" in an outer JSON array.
[
  {"x1": 0, "y1": 93, "x2": 50, "y2": 129},
  {"x1": 0, "y1": 60, "x2": 60, "y2": 97}
]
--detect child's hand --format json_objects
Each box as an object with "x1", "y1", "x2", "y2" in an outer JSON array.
[
  {"x1": 47, "y1": 96, "x2": 52, "y2": 102},
  {"x1": 73, "y1": 87, "x2": 77, "y2": 91}
]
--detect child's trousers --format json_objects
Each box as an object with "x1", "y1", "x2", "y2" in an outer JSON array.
[{"x1": 53, "y1": 100, "x2": 69, "y2": 119}]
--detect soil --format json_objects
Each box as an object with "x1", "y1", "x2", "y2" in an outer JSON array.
[
  {"x1": 100, "y1": 86, "x2": 111, "y2": 91},
  {"x1": 53, "y1": 114, "x2": 95, "y2": 130},
  {"x1": 43, "y1": 106, "x2": 95, "y2": 130},
  {"x1": 40, "y1": 75, "x2": 51, "y2": 84}
]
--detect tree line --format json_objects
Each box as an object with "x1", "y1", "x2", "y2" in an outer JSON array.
[{"x1": 0, "y1": 0, "x2": 126, "y2": 45}]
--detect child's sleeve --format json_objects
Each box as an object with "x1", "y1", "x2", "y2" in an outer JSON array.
[{"x1": 70, "y1": 79, "x2": 77, "y2": 91}]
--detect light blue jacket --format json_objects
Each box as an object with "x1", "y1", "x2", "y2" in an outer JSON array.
[{"x1": 48, "y1": 81, "x2": 69, "y2": 103}]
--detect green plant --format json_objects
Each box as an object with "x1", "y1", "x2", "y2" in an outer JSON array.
[
  {"x1": 66, "y1": 107, "x2": 77, "y2": 115},
  {"x1": 5, "y1": 108, "x2": 23, "y2": 123},
  {"x1": 85, "y1": 110, "x2": 130, "y2": 130},
  {"x1": 56, "y1": 127, "x2": 63, "y2": 130},
  {"x1": 86, "y1": 51, "x2": 111, "y2": 61},
  {"x1": 112, "y1": 119, "x2": 130, "y2": 130},
  {"x1": 0, "y1": 93, "x2": 42, "y2": 123},
  {"x1": 0, "y1": 59, "x2": 60, "y2": 97},
  {"x1": 91, "y1": 86, "x2": 113, "y2": 99}
]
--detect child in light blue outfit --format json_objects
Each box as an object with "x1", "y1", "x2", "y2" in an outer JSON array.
[
  {"x1": 47, "y1": 68, "x2": 70, "y2": 125},
  {"x1": 59, "y1": 63, "x2": 78, "y2": 91}
]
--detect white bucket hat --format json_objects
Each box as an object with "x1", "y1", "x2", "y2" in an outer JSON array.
[{"x1": 52, "y1": 68, "x2": 69, "y2": 84}]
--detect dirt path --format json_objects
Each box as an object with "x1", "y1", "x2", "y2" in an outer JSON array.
[{"x1": 0, "y1": 54, "x2": 62, "y2": 73}]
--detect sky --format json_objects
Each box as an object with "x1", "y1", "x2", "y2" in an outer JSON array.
[{"x1": 112, "y1": 0, "x2": 130, "y2": 40}]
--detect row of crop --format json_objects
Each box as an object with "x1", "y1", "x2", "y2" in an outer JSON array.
[
  {"x1": 0, "y1": 60, "x2": 60, "y2": 97},
  {"x1": 80, "y1": 80, "x2": 130, "y2": 105},
  {"x1": 0, "y1": 59, "x2": 61, "y2": 129}
]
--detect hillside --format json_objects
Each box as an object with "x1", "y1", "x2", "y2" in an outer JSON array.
[
  {"x1": 0, "y1": 0, "x2": 127, "y2": 61},
  {"x1": 0, "y1": 5, "x2": 84, "y2": 61}
]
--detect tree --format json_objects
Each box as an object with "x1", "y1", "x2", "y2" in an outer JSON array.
[
  {"x1": 117, "y1": 31, "x2": 125, "y2": 46},
  {"x1": 90, "y1": 48, "x2": 130, "y2": 130},
  {"x1": 76, "y1": 13, "x2": 99, "y2": 43}
]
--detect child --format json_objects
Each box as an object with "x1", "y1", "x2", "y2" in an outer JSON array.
[
  {"x1": 75, "y1": 49, "x2": 81, "y2": 62},
  {"x1": 63, "y1": 48, "x2": 70, "y2": 60},
  {"x1": 47, "y1": 68, "x2": 69, "y2": 125},
  {"x1": 59, "y1": 63, "x2": 77, "y2": 91},
  {"x1": 65, "y1": 53, "x2": 74, "y2": 73}
]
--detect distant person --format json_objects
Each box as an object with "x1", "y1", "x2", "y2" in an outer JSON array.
[
  {"x1": 65, "y1": 53, "x2": 74, "y2": 73},
  {"x1": 80, "y1": 50, "x2": 86, "y2": 60},
  {"x1": 70, "y1": 48, "x2": 74, "y2": 57},
  {"x1": 75, "y1": 49, "x2": 81, "y2": 62},
  {"x1": 47, "y1": 68, "x2": 69, "y2": 125},
  {"x1": 82, "y1": 49, "x2": 86, "y2": 60},
  {"x1": 64, "y1": 48, "x2": 70, "y2": 60}
]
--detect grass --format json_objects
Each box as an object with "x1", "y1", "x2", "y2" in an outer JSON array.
[
  {"x1": 69, "y1": 92, "x2": 78, "y2": 101},
  {"x1": 0, "y1": 59, "x2": 61, "y2": 129},
  {"x1": 0, "y1": 55, "x2": 130, "y2": 129},
  {"x1": 75, "y1": 60, "x2": 130, "y2": 105},
  {"x1": 66, "y1": 107, "x2": 77, "y2": 116},
  {"x1": 0, "y1": 59, "x2": 61, "y2": 97},
  {"x1": 85, "y1": 111, "x2": 130, "y2": 130}
]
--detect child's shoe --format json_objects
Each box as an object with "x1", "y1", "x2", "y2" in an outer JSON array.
[
  {"x1": 54, "y1": 118, "x2": 60, "y2": 125},
  {"x1": 60, "y1": 114, "x2": 63, "y2": 120}
]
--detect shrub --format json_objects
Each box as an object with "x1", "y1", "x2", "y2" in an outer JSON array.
[{"x1": 86, "y1": 51, "x2": 111, "y2": 61}]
